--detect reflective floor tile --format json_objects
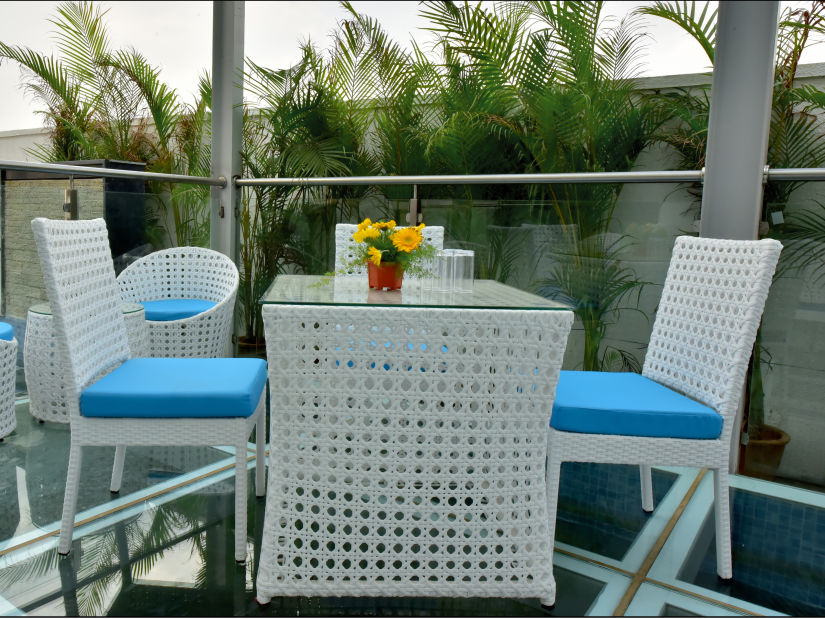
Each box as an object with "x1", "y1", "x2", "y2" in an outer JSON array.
[
  {"x1": 556, "y1": 463, "x2": 677, "y2": 560},
  {"x1": 677, "y1": 488, "x2": 825, "y2": 616},
  {"x1": 0, "y1": 402, "x2": 229, "y2": 539},
  {"x1": 0, "y1": 471, "x2": 607, "y2": 617}
]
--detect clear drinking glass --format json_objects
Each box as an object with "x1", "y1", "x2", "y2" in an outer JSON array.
[
  {"x1": 434, "y1": 249, "x2": 456, "y2": 292},
  {"x1": 453, "y1": 249, "x2": 474, "y2": 293}
]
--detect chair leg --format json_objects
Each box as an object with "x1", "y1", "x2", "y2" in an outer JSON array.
[
  {"x1": 110, "y1": 445, "x2": 126, "y2": 493},
  {"x1": 540, "y1": 451, "x2": 562, "y2": 608},
  {"x1": 234, "y1": 443, "x2": 248, "y2": 563},
  {"x1": 640, "y1": 465, "x2": 654, "y2": 512},
  {"x1": 713, "y1": 468, "x2": 733, "y2": 579},
  {"x1": 255, "y1": 406, "x2": 265, "y2": 498},
  {"x1": 58, "y1": 441, "x2": 83, "y2": 555}
]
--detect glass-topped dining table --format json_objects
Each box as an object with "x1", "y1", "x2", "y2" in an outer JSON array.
[{"x1": 260, "y1": 274, "x2": 570, "y2": 311}]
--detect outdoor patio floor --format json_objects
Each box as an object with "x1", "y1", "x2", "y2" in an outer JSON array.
[{"x1": 1, "y1": 399, "x2": 824, "y2": 617}]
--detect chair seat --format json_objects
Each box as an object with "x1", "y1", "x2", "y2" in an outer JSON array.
[
  {"x1": 0, "y1": 322, "x2": 13, "y2": 341},
  {"x1": 81, "y1": 358, "x2": 267, "y2": 418},
  {"x1": 551, "y1": 371, "x2": 723, "y2": 439},
  {"x1": 140, "y1": 298, "x2": 216, "y2": 321}
]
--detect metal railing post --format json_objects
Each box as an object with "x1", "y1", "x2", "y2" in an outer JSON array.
[{"x1": 210, "y1": 0, "x2": 244, "y2": 263}]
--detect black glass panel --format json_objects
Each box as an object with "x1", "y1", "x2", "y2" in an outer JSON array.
[
  {"x1": 556, "y1": 463, "x2": 677, "y2": 560},
  {"x1": 678, "y1": 488, "x2": 825, "y2": 616},
  {"x1": 661, "y1": 603, "x2": 700, "y2": 617}
]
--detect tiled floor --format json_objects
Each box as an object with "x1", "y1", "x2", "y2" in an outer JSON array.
[{"x1": 1, "y1": 400, "x2": 824, "y2": 617}]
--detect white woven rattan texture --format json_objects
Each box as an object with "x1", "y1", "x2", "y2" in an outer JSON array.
[
  {"x1": 642, "y1": 236, "x2": 783, "y2": 426},
  {"x1": 334, "y1": 224, "x2": 445, "y2": 276},
  {"x1": 31, "y1": 218, "x2": 129, "y2": 413},
  {"x1": 24, "y1": 307, "x2": 149, "y2": 423},
  {"x1": 546, "y1": 235, "x2": 782, "y2": 583},
  {"x1": 117, "y1": 247, "x2": 238, "y2": 357},
  {"x1": 257, "y1": 305, "x2": 573, "y2": 603},
  {"x1": 0, "y1": 337, "x2": 17, "y2": 439},
  {"x1": 30, "y1": 218, "x2": 265, "y2": 562}
]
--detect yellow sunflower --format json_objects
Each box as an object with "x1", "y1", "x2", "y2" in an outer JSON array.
[
  {"x1": 374, "y1": 220, "x2": 396, "y2": 230},
  {"x1": 415, "y1": 223, "x2": 426, "y2": 232},
  {"x1": 390, "y1": 227, "x2": 423, "y2": 253},
  {"x1": 357, "y1": 218, "x2": 372, "y2": 231},
  {"x1": 368, "y1": 246, "x2": 383, "y2": 266},
  {"x1": 352, "y1": 227, "x2": 379, "y2": 243}
]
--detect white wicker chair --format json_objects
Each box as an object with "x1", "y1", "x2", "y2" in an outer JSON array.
[
  {"x1": 334, "y1": 223, "x2": 445, "y2": 275},
  {"x1": 31, "y1": 218, "x2": 266, "y2": 562},
  {"x1": 117, "y1": 247, "x2": 238, "y2": 357},
  {"x1": 0, "y1": 323, "x2": 17, "y2": 440},
  {"x1": 546, "y1": 236, "x2": 782, "y2": 584},
  {"x1": 257, "y1": 304, "x2": 573, "y2": 605}
]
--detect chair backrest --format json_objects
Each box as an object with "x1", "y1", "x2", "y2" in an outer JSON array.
[
  {"x1": 643, "y1": 236, "x2": 782, "y2": 425},
  {"x1": 31, "y1": 218, "x2": 129, "y2": 414},
  {"x1": 117, "y1": 247, "x2": 238, "y2": 304},
  {"x1": 259, "y1": 303, "x2": 573, "y2": 598},
  {"x1": 334, "y1": 223, "x2": 445, "y2": 275}
]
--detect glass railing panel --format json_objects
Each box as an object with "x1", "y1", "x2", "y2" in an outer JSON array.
[
  {"x1": 742, "y1": 181, "x2": 825, "y2": 490},
  {"x1": 238, "y1": 182, "x2": 692, "y2": 375},
  {"x1": 0, "y1": 177, "x2": 208, "y2": 398}
]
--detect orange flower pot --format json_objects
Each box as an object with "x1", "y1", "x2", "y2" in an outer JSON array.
[{"x1": 367, "y1": 262, "x2": 404, "y2": 290}]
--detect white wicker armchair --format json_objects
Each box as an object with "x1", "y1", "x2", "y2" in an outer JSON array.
[
  {"x1": 31, "y1": 218, "x2": 266, "y2": 562},
  {"x1": 546, "y1": 236, "x2": 782, "y2": 583},
  {"x1": 257, "y1": 304, "x2": 573, "y2": 606},
  {"x1": 0, "y1": 324, "x2": 17, "y2": 440},
  {"x1": 117, "y1": 247, "x2": 238, "y2": 357},
  {"x1": 334, "y1": 223, "x2": 445, "y2": 275}
]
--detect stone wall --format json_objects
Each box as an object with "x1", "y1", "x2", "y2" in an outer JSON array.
[{"x1": 1, "y1": 179, "x2": 104, "y2": 318}]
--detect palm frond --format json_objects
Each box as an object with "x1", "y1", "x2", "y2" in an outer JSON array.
[
  {"x1": 104, "y1": 49, "x2": 181, "y2": 154},
  {"x1": 636, "y1": 0, "x2": 717, "y2": 63}
]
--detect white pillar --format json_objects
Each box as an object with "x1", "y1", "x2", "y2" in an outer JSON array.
[
  {"x1": 210, "y1": 1, "x2": 244, "y2": 261},
  {"x1": 700, "y1": 1, "x2": 780, "y2": 473},
  {"x1": 700, "y1": 1, "x2": 780, "y2": 240}
]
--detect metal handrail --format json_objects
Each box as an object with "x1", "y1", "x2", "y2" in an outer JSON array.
[
  {"x1": 4, "y1": 158, "x2": 824, "y2": 189},
  {"x1": 0, "y1": 159, "x2": 226, "y2": 187},
  {"x1": 765, "y1": 167, "x2": 825, "y2": 181},
  {"x1": 236, "y1": 167, "x2": 825, "y2": 187},
  {"x1": 235, "y1": 170, "x2": 705, "y2": 187}
]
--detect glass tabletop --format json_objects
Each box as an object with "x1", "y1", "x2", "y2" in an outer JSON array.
[{"x1": 260, "y1": 275, "x2": 570, "y2": 310}]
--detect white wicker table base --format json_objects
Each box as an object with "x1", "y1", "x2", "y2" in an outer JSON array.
[
  {"x1": 24, "y1": 303, "x2": 149, "y2": 423},
  {"x1": 0, "y1": 337, "x2": 17, "y2": 439}
]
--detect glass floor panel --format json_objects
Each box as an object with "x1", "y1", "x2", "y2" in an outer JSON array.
[
  {"x1": 677, "y1": 489, "x2": 825, "y2": 616},
  {"x1": 556, "y1": 462, "x2": 677, "y2": 561},
  {"x1": 1, "y1": 399, "x2": 824, "y2": 616},
  {"x1": 0, "y1": 403, "x2": 229, "y2": 540}
]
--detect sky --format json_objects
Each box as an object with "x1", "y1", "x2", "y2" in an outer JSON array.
[{"x1": 0, "y1": 1, "x2": 822, "y2": 133}]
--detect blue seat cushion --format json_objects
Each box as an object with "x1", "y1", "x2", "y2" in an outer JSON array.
[
  {"x1": 551, "y1": 371, "x2": 722, "y2": 440},
  {"x1": 81, "y1": 358, "x2": 267, "y2": 418},
  {"x1": 0, "y1": 322, "x2": 13, "y2": 341},
  {"x1": 140, "y1": 298, "x2": 217, "y2": 321}
]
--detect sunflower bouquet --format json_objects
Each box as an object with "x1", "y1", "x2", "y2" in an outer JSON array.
[{"x1": 343, "y1": 218, "x2": 436, "y2": 278}]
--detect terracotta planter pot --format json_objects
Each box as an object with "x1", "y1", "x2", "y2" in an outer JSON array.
[
  {"x1": 743, "y1": 424, "x2": 790, "y2": 481},
  {"x1": 237, "y1": 335, "x2": 265, "y2": 359},
  {"x1": 368, "y1": 262, "x2": 404, "y2": 290}
]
